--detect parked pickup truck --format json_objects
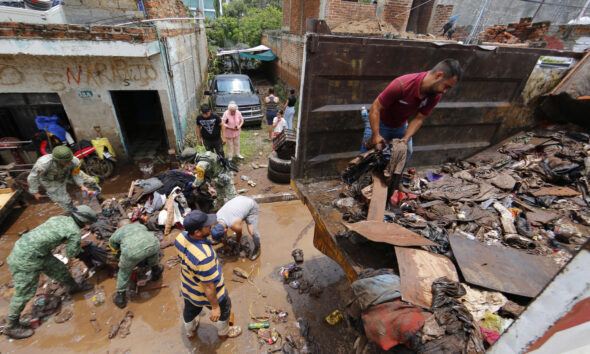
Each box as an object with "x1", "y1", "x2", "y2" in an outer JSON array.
[{"x1": 204, "y1": 74, "x2": 264, "y2": 126}]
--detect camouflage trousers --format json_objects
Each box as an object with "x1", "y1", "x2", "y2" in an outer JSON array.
[
  {"x1": 215, "y1": 171, "x2": 237, "y2": 206},
  {"x1": 116, "y1": 246, "x2": 160, "y2": 292},
  {"x1": 7, "y1": 256, "x2": 75, "y2": 319},
  {"x1": 44, "y1": 173, "x2": 100, "y2": 213}
]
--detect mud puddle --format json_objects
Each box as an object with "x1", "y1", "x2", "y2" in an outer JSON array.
[{"x1": 0, "y1": 200, "x2": 355, "y2": 353}]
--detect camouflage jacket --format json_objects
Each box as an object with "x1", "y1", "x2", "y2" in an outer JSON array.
[
  {"x1": 194, "y1": 152, "x2": 225, "y2": 188},
  {"x1": 7, "y1": 216, "x2": 81, "y2": 269},
  {"x1": 27, "y1": 154, "x2": 84, "y2": 194},
  {"x1": 109, "y1": 223, "x2": 159, "y2": 258}
]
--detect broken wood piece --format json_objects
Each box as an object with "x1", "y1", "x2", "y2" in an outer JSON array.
[
  {"x1": 395, "y1": 247, "x2": 458, "y2": 308},
  {"x1": 367, "y1": 171, "x2": 387, "y2": 221},
  {"x1": 449, "y1": 234, "x2": 559, "y2": 297},
  {"x1": 345, "y1": 221, "x2": 437, "y2": 246},
  {"x1": 530, "y1": 186, "x2": 581, "y2": 197}
]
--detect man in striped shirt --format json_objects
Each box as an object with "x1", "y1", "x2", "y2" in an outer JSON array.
[{"x1": 175, "y1": 210, "x2": 242, "y2": 339}]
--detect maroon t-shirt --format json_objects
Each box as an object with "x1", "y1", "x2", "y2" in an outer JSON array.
[{"x1": 377, "y1": 72, "x2": 441, "y2": 128}]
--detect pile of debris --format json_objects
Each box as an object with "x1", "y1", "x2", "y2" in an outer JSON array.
[
  {"x1": 335, "y1": 127, "x2": 589, "y2": 352},
  {"x1": 482, "y1": 17, "x2": 550, "y2": 45}
]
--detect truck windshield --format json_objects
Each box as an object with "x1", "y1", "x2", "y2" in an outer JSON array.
[{"x1": 216, "y1": 78, "x2": 251, "y2": 93}]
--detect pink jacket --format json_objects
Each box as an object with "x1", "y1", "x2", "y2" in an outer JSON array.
[{"x1": 222, "y1": 110, "x2": 243, "y2": 138}]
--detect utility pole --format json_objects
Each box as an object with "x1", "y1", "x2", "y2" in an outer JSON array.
[
  {"x1": 531, "y1": 0, "x2": 545, "y2": 22},
  {"x1": 466, "y1": 0, "x2": 490, "y2": 44}
]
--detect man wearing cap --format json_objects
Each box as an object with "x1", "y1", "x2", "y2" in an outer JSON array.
[
  {"x1": 4, "y1": 205, "x2": 97, "y2": 339},
  {"x1": 211, "y1": 195, "x2": 261, "y2": 261},
  {"x1": 27, "y1": 146, "x2": 98, "y2": 213},
  {"x1": 175, "y1": 210, "x2": 241, "y2": 339},
  {"x1": 109, "y1": 221, "x2": 164, "y2": 309}
]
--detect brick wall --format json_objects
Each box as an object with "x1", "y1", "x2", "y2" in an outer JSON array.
[
  {"x1": 0, "y1": 22, "x2": 197, "y2": 41},
  {"x1": 283, "y1": 0, "x2": 321, "y2": 35},
  {"x1": 262, "y1": 31, "x2": 304, "y2": 89},
  {"x1": 382, "y1": 0, "x2": 412, "y2": 31},
  {"x1": 428, "y1": 4, "x2": 453, "y2": 34},
  {"x1": 325, "y1": 0, "x2": 376, "y2": 29},
  {"x1": 143, "y1": 0, "x2": 188, "y2": 19}
]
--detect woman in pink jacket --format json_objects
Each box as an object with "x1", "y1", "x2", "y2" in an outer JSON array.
[{"x1": 222, "y1": 102, "x2": 244, "y2": 159}]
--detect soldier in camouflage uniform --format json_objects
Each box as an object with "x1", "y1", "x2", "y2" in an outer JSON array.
[
  {"x1": 108, "y1": 221, "x2": 163, "y2": 309},
  {"x1": 4, "y1": 205, "x2": 97, "y2": 339},
  {"x1": 193, "y1": 151, "x2": 237, "y2": 207},
  {"x1": 27, "y1": 146, "x2": 99, "y2": 213}
]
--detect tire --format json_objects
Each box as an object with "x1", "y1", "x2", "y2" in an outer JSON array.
[
  {"x1": 85, "y1": 156, "x2": 115, "y2": 179},
  {"x1": 268, "y1": 151, "x2": 291, "y2": 173},
  {"x1": 267, "y1": 167, "x2": 290, "y2": 184}
]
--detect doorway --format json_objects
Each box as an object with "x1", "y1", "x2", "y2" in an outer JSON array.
[
  {"x1": 406, "y1": 0, "x2": 435, "y2": 34},
  {"x1": 110, "y1": 90, "x2": 169, "y2": 160}
]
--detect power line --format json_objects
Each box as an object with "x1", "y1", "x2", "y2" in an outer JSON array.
[{"x1": 518, "y1": 0, "x2": 588, "y2": 9}]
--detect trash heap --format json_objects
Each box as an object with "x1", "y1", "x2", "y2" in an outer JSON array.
[
  {"x1": 482, "y1": 17, "x2": 550, "y2": 45},
  {"x1": 334, "y1": 128, "x2": 590, "y2": 352}
]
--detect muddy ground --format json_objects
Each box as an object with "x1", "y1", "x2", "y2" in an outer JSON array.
[{"x1": 0, "y1": 196, "x2": 357, "y2": 353}]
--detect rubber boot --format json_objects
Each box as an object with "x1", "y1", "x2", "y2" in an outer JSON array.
[
  {"x1": 151, "y1": 265, "x2": 164, "y2": 282},
  {"x1": 67, "y1": 281, "x2": 94, "y2": 295},
  {"x1": 249, "y1": 243, "x2": 260, "y2": 261},
  {"x1": 215, "y1": 319, "x2": 242, "y2": 338},
  {"x1": 113, "y1": 291, "x2": 127, "y2": 309},
  {"x1": 4, "y1": 316, "x2": 34, "y2": 339},
  {"x1": 184, "y1": 317, "x2": 199, "y2": 339}
]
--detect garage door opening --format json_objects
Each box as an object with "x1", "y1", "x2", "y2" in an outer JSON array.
[{"x1": 110, "y1": 90, "x2": 169, "y2": 160}]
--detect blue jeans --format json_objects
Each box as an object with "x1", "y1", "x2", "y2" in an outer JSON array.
[
  {"x1": 360, "y1": 120, "x2": 413, "y2": 166},
  {"x1": 284, "y1": 106, "x2": 295, "y2": 130}
]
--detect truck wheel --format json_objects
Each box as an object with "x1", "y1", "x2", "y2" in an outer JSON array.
[
  {"x1": 267, "y1": 167, "x2": 290, "y2": 184},
  {"x1": 268, "y1": 151, "x2": 291, "y2": 173}
]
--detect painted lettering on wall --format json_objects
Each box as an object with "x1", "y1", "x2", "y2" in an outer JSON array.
[
  {"x1": 0, "y1": 65, "x2": 25, "y2": 86},
  {"x1": 0, "y1": 60, "x2": 158, "y2": 91}
]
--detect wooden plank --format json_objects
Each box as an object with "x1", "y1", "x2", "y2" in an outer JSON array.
[
  {"x1": 366, "y1": 171, "x2": 387, "y2": 221},
  {"x1": 531, "y1": 186, "x2": 580, "y2": 197},
  {"x1": 449, "y1": 234, "x2": 559, "y2": 297},
  {"x1": 345, "y1": 221, "x2": 438, "y2": 247},
  {"x1": 395, "y1": 247, "x2": 458, "y2": 308},
  {"x1": 0, "y1": 190, "x2": 16, "y2": 207}
]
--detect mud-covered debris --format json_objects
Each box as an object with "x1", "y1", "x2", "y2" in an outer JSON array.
[
  {"x1": 233, "y1": 267, "x2": 249, "y2": 279},
  {"x1": 109, "y1": 311, "x2": 134, "y2": 339},
  {"x1": 54, "y1": 307, "x2": 73, "y2": 323}
]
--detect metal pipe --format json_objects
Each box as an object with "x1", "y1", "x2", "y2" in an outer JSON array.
[
  {"x1": 531, "y1": 0, "x2": 545, "y2": 22},
  {"x1": 579, "y1": 0, "x2": 590, "y2": 18},
  {"x1": 466, "y1": 0, "x2": 490, "y2": 45}
]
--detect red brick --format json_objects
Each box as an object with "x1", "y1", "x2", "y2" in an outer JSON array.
[
  {"x1": 112, "y1": 33, "x2": 133, "y2": 41},
  {"x1": 46, "y1": 24, "x2": 68, "y2": 31},
  {"x1": 91, "y1": 25, "x2": 114, "y2": 33},
  {"x1": 0, "y1": 29, "x2": 19, "y2": 37},
  {"x1": 0, "y1": 22, "x2": 22, "y2": 29},
  {"x1": 68, "y1": 24, "x2": 90, "y2": 32}
]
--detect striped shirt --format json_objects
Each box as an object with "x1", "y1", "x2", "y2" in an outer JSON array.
[{"x1": 175, "y1": 232, "x2": 226, "y2": 307}]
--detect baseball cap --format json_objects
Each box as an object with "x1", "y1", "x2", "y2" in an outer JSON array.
[
  {"x1": 211, "y1": 224, "x2": 225, "y2": 240},
  {"x1": 183, "y1": 210, "x2": 217, "y2": 234}
]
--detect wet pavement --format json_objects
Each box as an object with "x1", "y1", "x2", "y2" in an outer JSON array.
[{"x1": 0, "y1": 199, "x2": 356, "y2": 353}]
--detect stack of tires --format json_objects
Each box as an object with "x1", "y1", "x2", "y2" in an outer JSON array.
[{"x1": 267, "y1": 130, "x2": 296, "y2": 184}]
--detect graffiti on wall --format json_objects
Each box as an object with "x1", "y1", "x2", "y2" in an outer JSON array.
[{"x1": 0, "y1": 59, "x2": 158, "y2": 91}]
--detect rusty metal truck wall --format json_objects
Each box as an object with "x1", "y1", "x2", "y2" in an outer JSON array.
[{"x1": 293, "y1": 34, "x2": 583, "y2": 180}]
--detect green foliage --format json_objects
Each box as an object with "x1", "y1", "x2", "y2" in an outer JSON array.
[{"x1": 207, "y1": 4, "x2": 282, "y2": 47}]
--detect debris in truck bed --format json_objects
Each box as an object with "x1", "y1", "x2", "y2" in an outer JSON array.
[
  {"x1": 395, "y1": 247, "x2": 458, "y2": 309},
  {"x1": 336, "y1": 127, "x2": 589, "y2": 351},
  {"x1": 449, "y1": 234, "x2": 559, "y2": 297}
]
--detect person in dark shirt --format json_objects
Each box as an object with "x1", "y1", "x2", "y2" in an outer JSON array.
[
  {"x1": 196, "y1": 104, "x2": 226, "y2": 157},
  {"x1": 283, "y1": 88, "x2": 297, "y2": 130}
]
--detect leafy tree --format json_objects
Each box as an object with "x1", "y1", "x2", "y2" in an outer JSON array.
[{"x1": 207, "y1": 5, "x2": 282, "y2": 47}]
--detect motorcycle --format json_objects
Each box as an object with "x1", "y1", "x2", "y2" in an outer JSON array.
[{"x1": 33, "y1": 130, "x2": 116, "y2": 179}]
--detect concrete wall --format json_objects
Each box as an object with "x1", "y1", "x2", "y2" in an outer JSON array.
[
  {"x1": 0, "y1": 54, "x2": 173, "y2": 158},
  {"x1": 63, "y1": 0, "x2": 144, "y2": 24}
]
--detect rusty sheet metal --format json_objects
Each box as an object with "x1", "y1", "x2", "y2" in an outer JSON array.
[
  {"x1": 345, "y1": 221, "x2": 437, "y2": 247},
  {"x1": 395, "y1": 246, "x2": 458, "y2": 308},
  {"x1": 293, "y1": 34, "x2": 584, "y2": 179},
  {"x1": 449, "y1": 234, "x2": 559, "y2": 297},
  {"x1": 366, "y1": 171, "x2": 387, "y2": 221},
  {"x1": 531, "y1": 186, "x2": 581, "y2": 197}
]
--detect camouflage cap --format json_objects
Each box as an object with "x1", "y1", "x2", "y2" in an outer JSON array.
[{"x1": 52, "y1": 146, "x2": 73, "y2": 162}]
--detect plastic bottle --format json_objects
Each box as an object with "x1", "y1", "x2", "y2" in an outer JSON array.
[{"x1": 248, "y1": 322, "x2": 270, "y2": 329}]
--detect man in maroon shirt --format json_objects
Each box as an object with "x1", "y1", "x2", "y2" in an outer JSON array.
[{"x1": 360, "y1": 59, "x2": 462, "y2": 163}]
